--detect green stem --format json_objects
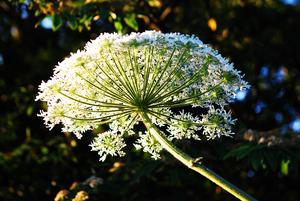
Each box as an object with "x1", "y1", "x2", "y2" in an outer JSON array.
[{"x1": 140, "y1": 112, "x2": 257, "y2": 201}]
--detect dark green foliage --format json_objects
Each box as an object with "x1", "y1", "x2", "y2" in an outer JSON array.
[
  {"x1": 11, "y1": 0, "x2": 142, "y2": 32},
  {"x1": 1, "y1": 0, "x2": 300, "y2": 201},
  {"x1": 51, "y1": 13, "x2": 62, "y2": 31},
  {"x1": 223, "y1": 143, "x2": 299, "y2": 172}
]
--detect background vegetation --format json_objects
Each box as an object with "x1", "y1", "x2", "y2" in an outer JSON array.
[{"x1": 1, "y1": 0, "x2": 300, "y2": 200}]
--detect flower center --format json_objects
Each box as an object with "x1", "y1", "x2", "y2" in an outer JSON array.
[{"x1": 133, "y1": 98, "x2": 149, "y2": 112}]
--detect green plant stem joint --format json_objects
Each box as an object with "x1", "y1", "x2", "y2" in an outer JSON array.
[{"x1": 140, "y1": 112, "x2": 257, "y2": 201}]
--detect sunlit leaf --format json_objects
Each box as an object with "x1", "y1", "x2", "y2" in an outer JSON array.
[
  {"x1": 26, "y1": 106, "x2": 33, "y2": 116},
  {"x1": 281, "y1": 160, "x2": 290, "y2": 176},
  {"x1": 71, "y1": 0, "x2": 85, "y2": 8},
  {"x1": 114, "y1": 20, "x2": 123, "y2": 33},
  {"x1": 124, "y1": 13, "x2": 139, "y2": 31},
  {"x1": 52, "y1": 14, "x2": 62, "y2": 31},
  {"x1": 148, "y1": 0, "x2": 162, "y2": 8}
]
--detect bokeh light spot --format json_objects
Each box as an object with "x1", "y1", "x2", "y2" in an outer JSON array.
[
  {"x1": 235, "y1": 89, "x2": 248, "y2": 101},
  {"x1": 41, "y1": 17, "x2": 52, "y2": 29},
  {"x1": 255, "y1": 101, "x2": 266, "y2": 114},
  {"x1": 20, "y1": 5, "x2": 28, "y2": 19},
  {"x1": 0, "y1": 53, "x2": 3, "y2": 65},
  {"x1": 247, "y1": 170, "x2": 255, "y2": 178},
  {"x1": 290, "y1": 118, "x2": 300, "y2": 133},
  {"x1": 273, "y1": 67, "x2": 288, "y2": 84},
  {"x1": 208, "y1": 18, "x2": 217, "y2": 31},
  {"x1": 275, "y1": 112, "x2": 283, "y2": 123},
  {"x1": 282, "y1": 0, "x2": 299, "y2": 5},
  {"x1": 259, "y1": 66, "x2": 269, "y2": 77}
]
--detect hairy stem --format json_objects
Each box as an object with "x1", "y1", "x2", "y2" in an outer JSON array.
[{"x1": 140, "y1": 112, "x2": 257, "y2": 201}]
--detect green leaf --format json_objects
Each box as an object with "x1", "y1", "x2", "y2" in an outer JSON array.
[
  {"x1": 114, "y1": 20, "x2": 123, "y2": 33},
  {"x1": 34, "y1": 10, "x2": 40, "y2": 17},
  {"x1": 263, "y1": 150, "x2": 278, "y2": 171},
  {"x1": 124, "y1": 13, "x2": 139, "y2": 31},
  {"x1": 281, "y1": 160, "x2": 290, "y2": 176},
  {"x1": 223, "y1": 143, "x2": 265, "y2": 160},
  {"x1": 250, "y1": 152, "x2": 261, "y2": 171},
  {"x1": 71, "y1": 0, "x2": 85, "y2": 8},
  {"x1": 68, "y1": 15, "x2": 78, "y2": 30},
  {"x1": 51, "y1": 14, "x2": 62, "y2": 31},
  {"x1": 26, "y1": 106, "x2": 33, "y2": 116}
]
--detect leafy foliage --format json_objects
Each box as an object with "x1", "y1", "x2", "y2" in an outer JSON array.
[
  {"x1": 223, "y1": 143, "x2": 299, "y2": 173},
  {"x1": 10, "y1": 0, "x2": 148, "y2": 32}
]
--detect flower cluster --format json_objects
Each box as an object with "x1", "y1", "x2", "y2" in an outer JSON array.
[
  {"x1": 36, "y1": 31, "x2": 249, "y2": 161},
  {"x1": 90, "y1": 131, "x2": 126, "y2": 161},
  {"x1": 134, "y1": 131, "x2": 163, "y2": 160}
]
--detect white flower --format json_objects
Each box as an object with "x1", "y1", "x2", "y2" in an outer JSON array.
[
  {"x1": 200, "y1": 106, "x2": 236, "y2": 140},
  {"x1": 90, "y1": 131, "x2": 126, "y2": 161},
  {"x1": 167, "y1": 111, "x2": 201, "y2": 140},
  {"x1": 36, "y1": 31, "x2": 249, "y2": 161},
  {"x1": 134, "y1": 131, "x2": 163, "y2": 160}
]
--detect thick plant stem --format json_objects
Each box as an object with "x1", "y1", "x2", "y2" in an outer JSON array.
[{"x1": 140, "y1": 112, "x2": 257, "y2": 201}]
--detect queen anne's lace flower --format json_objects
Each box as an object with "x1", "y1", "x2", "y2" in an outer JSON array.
[
  {"x1": 90, "y1": 131, "x2": 126, "y2": 161},
  {"x1": 134, "y1": 131, "x2": 163, "y2": 160},
  {"x1": 200, "y1": 106, "x2": 236, "y2": 140},
  {"x1": 167, "y1": 111, "x2": 201, "y2": 140},
  {"x1": 36, "y1": 31, "x2": 249, "y2": 161}
]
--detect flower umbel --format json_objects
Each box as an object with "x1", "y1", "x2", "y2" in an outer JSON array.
[
  {"x1": 37, "y1": 31, "x2": 256, "y2": 201},
  {"x1": 36, "y1": 31, "x2": 249, "y2": 160},
  {"x1": 90, "y1": 131, "x2": 126, "y2": 162}
]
